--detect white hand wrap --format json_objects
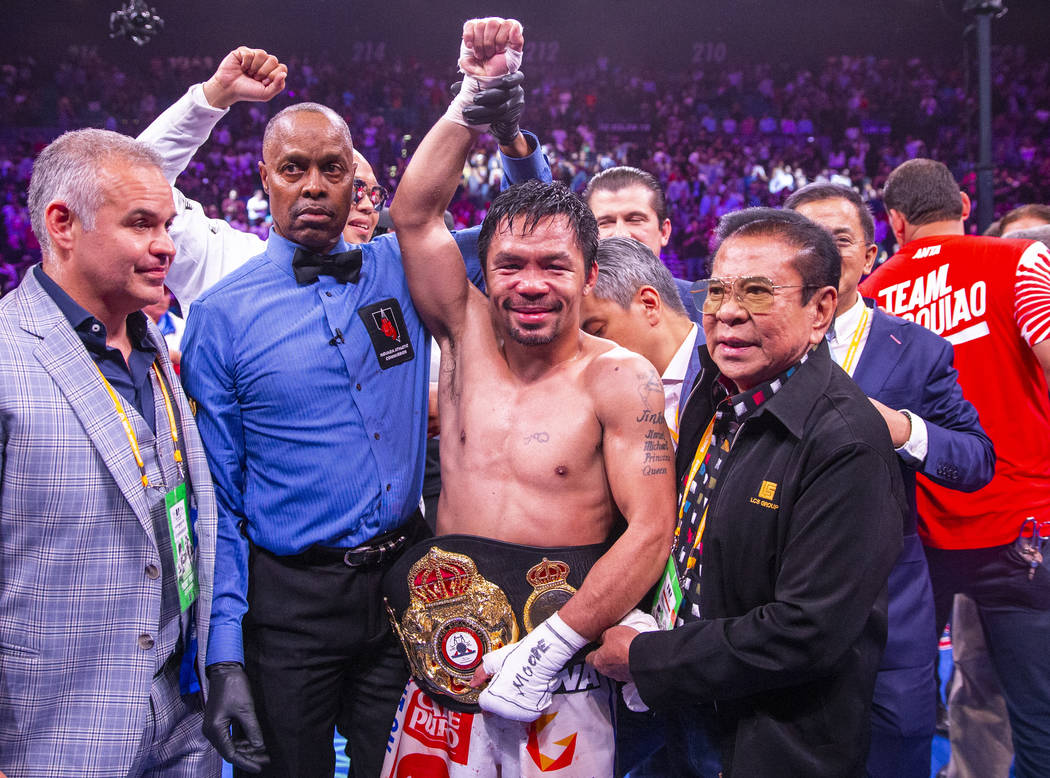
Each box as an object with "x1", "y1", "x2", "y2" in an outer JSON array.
[
  {"x1": 457, "y1": 36, "x2": 523, "y2": 76},
  {"x1": 478, "y1": 611, "x2": 587, "y2": 722},
  {"x1": 443, "y1": 34, "x2": 523, "y2": 131},
  {"x1": 617, "y1": 609, "x2": 659, "y2": 713},
  {"x1": 443, "y1": 75, "x2": 501, "y2": 131},
  {"x1": 479, "y1": 641, "x2": 515, "y2": 676}
]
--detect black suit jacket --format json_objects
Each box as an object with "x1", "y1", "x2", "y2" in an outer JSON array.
[{"x1": 631, "y1": 342, "x2": 906, "y2": 777}]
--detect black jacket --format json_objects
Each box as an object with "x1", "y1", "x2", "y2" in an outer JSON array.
[{"x1": 631, "y1": 341, "x2": 906, "y2": 777}]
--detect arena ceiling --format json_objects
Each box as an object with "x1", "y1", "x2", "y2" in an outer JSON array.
[{"x1": 4, "y1": 0, "x2": 1047, "y2": 65}]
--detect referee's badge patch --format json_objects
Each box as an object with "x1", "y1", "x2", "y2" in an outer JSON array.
[{"x1": 358, "y1": 298, "x2": 414, "y2": 369}]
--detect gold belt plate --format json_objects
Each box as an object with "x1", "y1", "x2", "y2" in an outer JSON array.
[
  {"x1": 389, "y1": 546, "x2": 518, "y2": 704},
  {"x1": 523, "y1": 557, "x2": 577, "y2": 633}
]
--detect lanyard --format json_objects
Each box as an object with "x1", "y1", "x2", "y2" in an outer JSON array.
[
  {"x1": 672, "y1": 417, "x2": 722, "y2": 575},
  {"x1": 673, "y1": 415, "x2": 718, "y2": 569},
  {"x1": 95, "y1": 362, "x2": 185, "y2": 488},
  {"x1": 678, "y1": 416, "x2": 717, "y2": 521},
  {"x1": 840, "y1": 304, "x2": 871, "y2": 377}
]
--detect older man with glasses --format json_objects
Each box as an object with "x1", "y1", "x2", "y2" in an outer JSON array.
[{"x1": 590, "y1": 208, "x2": 907, "y2": 777}]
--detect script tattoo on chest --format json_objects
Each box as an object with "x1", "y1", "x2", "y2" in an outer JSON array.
[{"x1": 523, "y1": 432, "x2": 550, "y2": 445}]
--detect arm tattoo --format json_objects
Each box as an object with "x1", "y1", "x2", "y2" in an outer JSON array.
[
  {"x1": 642, "y1": 428, "x2": 672, "y2": 475},
  {"x1": 636, "y1": 370, "x2": 664, "y2": 412}
]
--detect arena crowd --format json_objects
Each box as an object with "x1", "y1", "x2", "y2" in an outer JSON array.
[{"x1": 1, "y1": 43, "x2": 1049, "y2": 289}]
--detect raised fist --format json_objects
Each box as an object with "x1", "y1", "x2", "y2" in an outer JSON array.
[
  {"x1": 459, "y1": 17, "x2": 524, "y2": 77},
  {"x1": 203, "y1": 46, "x2": 288, "y2": 109}
]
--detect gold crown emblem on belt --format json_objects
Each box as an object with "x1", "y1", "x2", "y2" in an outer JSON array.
[
  {"x1": 525, "y1": 558, "x2": 570, "y2": 588},
  {"x1": 388, "y1": 546, "x2": 518, "y2": 705},
  {"x1": 523, "y1": 557, "x2": 577, "y2": 633},
  {"x1": 409, "y1": 552, "x2": 474, "y2": 603}
]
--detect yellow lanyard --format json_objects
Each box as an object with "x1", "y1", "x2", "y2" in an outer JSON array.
[
  {"x1": 840, "y1": 304, "x2": 872, "y2": 377},
  {"x1": 678, "y1": 416, "x2": 716, "y2": 521},
  {"x1": 673, "y1": 415, "x2": 718, "y2": 569},
  {"x1": 96, "y1": 362, "x2": 184, "y2": 488}
]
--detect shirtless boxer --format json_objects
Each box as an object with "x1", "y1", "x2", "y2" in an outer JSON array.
[{"x1": 380, "y1": 18, "x2": 674, "y2": 776}]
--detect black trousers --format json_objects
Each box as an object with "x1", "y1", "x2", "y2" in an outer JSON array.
[
  {"x1": 238, "y1": 517, "x2": 428, "y2": 778},
  {"x1": 924, "y1": 543, "x2": 1050, "y2": 778}
]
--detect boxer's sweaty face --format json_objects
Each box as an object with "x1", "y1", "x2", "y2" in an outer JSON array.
[{"x1": 485, "y1": 214, "x2": 593, "y2": 347}]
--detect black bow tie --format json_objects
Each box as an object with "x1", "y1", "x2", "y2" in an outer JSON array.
[{"x1": 292, "y1": 247, "x2": 363, "y2": 285}]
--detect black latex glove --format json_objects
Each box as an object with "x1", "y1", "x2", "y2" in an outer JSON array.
[
  {"x1": 452, "y1": 71, "x2": 525, "y2": 146},
  {"x1": 202, "y1": 662, "x2": 270, "y2": 773}
]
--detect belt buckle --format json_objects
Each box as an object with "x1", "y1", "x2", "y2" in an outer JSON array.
[
  {"x1": 343, "y1": 532, "x2": 407, "y2": 567},
  {"x1": 343, "y1": 548, "x2": 370, "y2": 567}
]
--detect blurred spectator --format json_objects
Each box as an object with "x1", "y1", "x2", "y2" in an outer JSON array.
[
  {"x1": 142, "y1": 287, "x2": 185, "y2": 372},
  {"x1": 246, "y1": 187, "x2": 268, "y2": 224},
  {"x1": 1000, "y1": 203, "x2": 1050, "y2": 235}
]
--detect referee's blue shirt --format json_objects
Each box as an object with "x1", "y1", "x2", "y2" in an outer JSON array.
[{"x1": 184, "y1": 230, "x2": 473, "y2": 666}]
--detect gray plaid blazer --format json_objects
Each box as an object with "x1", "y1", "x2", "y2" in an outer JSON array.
[{"x1": 0, "y1": 269, "x2": 217, "y2": 774}]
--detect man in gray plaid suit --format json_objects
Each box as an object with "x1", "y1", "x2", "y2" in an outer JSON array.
[{"x1": 0, "y1": 129, "x2": 219, "y2": 776}]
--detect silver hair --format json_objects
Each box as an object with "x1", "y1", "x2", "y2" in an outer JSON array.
[
  {"x1": 28, "y1": 128, "x2": 164, "y2": 257},
  {"x1": 1004, "y1": 225, "x2": 1050, "y2": 244},
  {"x1": 262, "y1": 102, "x2": 353, "y2": 160},
  {"x1": 593, "y1": 236, "x2": 687, "y2": 315}
]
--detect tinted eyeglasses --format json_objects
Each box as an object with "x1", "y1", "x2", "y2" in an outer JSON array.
[
  {"x1": 353, "y1": 179, "x2": 389, "y2": 209},
  {"x1": 692, "y1": 275, "x2": 816, "y2": 314}
]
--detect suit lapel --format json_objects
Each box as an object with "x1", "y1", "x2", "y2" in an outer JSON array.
[
  {"x1": 852, "y1": 305, "x2": 905, "y2": 397},
  {"x1": 676, "y1": 345, "x2": 717, "y2": 482},
  {"x1": 681, "y1": 348, "x2": 703, "y2": 422},
  {"x1": 18, "y1": 272, "x2": 157, "y2": 533}
]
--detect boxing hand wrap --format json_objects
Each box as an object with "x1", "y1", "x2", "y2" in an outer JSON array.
[
  {"x1": 479, "y1": 640, "x2": 516, "y2": 677},
  {"x1": 457, "y1": 36, "x2": 523, "y2": 77},
  {"x1": 444, "y1": 75, "x2": 501, "y2": 131},
  {"x1": 478, "y1": 611, "x2": 587, "y2": 722},
  {"x1": 617, "y1": 609, "x2": 660, "y2": 713},
  {"x1": 444, "y1": 35, "x2": 523, "y2": 131}
]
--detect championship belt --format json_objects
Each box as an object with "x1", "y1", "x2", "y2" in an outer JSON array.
[
  {"x1": 387, "y1": 546, "x2": 518, "y2": 707},
  {"x1": 383, "y1": 534, "x2": 609, "y2": 712}
]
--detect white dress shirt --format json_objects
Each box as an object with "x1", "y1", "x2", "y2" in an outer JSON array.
[{"x1": 661, "y1": 324, "x2": 699, "y2": 447}]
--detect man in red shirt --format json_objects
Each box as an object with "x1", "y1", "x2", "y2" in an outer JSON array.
[{"x1": 860, "y1": 158, "x2": 1050, "y2": 777}]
